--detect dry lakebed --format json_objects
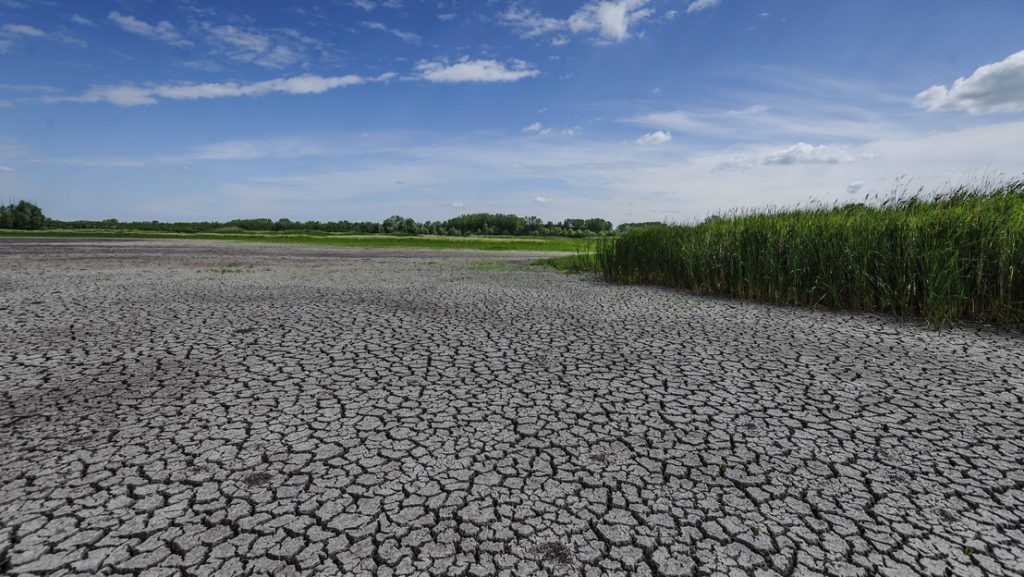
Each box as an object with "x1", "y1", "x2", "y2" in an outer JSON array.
[{"x1": 1, "y1": 239, "x2": 1022, "y2": 577}]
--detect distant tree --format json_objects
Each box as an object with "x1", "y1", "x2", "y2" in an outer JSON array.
[
  {"x1": 583, "y1": 218, "x2": 613, "y2": 233},
  {"x1": 0, "y1": 200, "x2": 46, "y2": 230}
]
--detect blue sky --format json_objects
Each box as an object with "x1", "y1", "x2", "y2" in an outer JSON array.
[{"x1": 2, "y1": 0, "x2": 1024, "y2": 223}]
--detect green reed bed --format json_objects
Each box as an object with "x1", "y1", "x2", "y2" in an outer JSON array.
[{"x1": 596, "y1": 181, "x2": 1024, "y2": 327}]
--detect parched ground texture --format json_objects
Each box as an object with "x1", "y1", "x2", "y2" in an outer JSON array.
[{"x1": 1, "y1": 239, "x2": 1022, "y2": 577}]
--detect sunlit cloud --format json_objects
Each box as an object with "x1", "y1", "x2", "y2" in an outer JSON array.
[
  {"x1": 915, "y1": 50, "x2": 1024, "y2": 114},
  {"x1": 568, "y1": 0, "x2": 654, "y2": 43}
]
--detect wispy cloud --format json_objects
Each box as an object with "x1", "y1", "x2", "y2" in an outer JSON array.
[
  {"x1": 416, "y1": 58, "x2": 539, "y2": 83},
  {"x1": 204, "y1": 24, "x2": 302, "y2": 69},
  {"x1": 914, "y1": 50, "x2": 1024, "y2": 114},
  {"x1": 361, "y1": 21, "x2": 422, "y2": 45},
  {"x1": 108, "y1": 11, "x2": 192, "y2": 47},
  {"x1": 624, "y1": 110, "x2": 718, "y2": 134},
  {"x1": 0, "y1": 23, "x2": 70, "y2": 53},
  {"x1": 50, "y1": 73, "x2": 396, "y2": 107},
  {"x1": 623, "y1": 101, "x2": 894, "y2": 142},
  {"x1": 500, "y1": 5, "x2": 566, "y2": 39},
  {"x1": 2, "y1": 23, "x2": 45, "y2": 37},
  {"x1": 69, "y1": 14, "x2": 95, "y2": 27},
  {"x1": 686, "y1": 0, "x2": 721, "y2": 14}
]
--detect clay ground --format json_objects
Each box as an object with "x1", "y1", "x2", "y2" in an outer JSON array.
[{"x1": 1, "y1": 239, "x2": 1022, "y2": 577}]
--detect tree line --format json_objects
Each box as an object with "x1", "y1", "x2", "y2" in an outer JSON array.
[{"x1": 1, "y1": 201, "x2": 662, "y2": 236}]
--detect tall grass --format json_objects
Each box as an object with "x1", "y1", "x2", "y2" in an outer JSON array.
[{"x1": 596, "y1": 180, "x2": 1024, "y2": 327}]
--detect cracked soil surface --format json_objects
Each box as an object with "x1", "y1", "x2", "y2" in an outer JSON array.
[{"x1": 1, "y1": 239, "x2": 1022, "y2": 577}]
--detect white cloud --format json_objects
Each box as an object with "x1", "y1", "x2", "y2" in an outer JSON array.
[
  {"x1": 687, "y1": 0, "x2": 721, "y2": 14},
  {"x1": 52, "y1": 73, "x2": 395, "y2": 107},
  {"x1": 846, "y1": 181, "x2": 864, "y2": 194},
  {"x1": 361, "y1": 21, "x2": 422, "y2": 44},
  {"x1": 416, "y1": 58, "x2": 539, "y2": 83},
  {"x1": 561, "y1": 126, "x2": 581, "y2": 136},
  {"x1": 0, "y1": 166, "x2": 15, "y2": 172},
  {"x1": 500, "y1": 5, "x2": 566, "y2": 38},
  {"x1": 635, "y1": 131, "x2": 672, "y2": 145},
  {"x1": 69, "y1": 15, "x2": 94, "y2": 27},
  {"x1": 534, "y1": 196, "x2": 550, "y2": 204},
  {"x1": 108, "y1": 11, "x2": 191, "y2": 47},
  {"x1": 1, "y1": 23, "x2": 45, "y2": 37},
  {"x1": 522, "y1": 122, "x2": 550, "y2": 134},
  {"x1": 438, "y1": 13, "x2": 457, "y2": 22},
  {"x1": 351, "y1": 0, "x2": 376, "y2": 10},
  {"x1": 762, "y1": 143, "x2": 855, "y2": 165},
  {"x1": 569, "y1": 0, "x2": 653, "y2": 43},
  {"x1": 914, "y1": 50, "x2": 1024, "y2": 114},
  {"x1": 0, "y1": 39, "x2": 10, "y2": 54}
]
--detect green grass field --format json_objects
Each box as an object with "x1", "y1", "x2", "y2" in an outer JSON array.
[
  {"x1": 595, "y1": 181, "x2": 1024, "y2": 328},
  {"x1": 0, "y1": 229, "x2": 587, "y2": 252}
]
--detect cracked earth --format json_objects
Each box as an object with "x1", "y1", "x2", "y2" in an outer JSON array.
[{"x1": 1, "y1": 239, "x2": 1022, "y2": 577}]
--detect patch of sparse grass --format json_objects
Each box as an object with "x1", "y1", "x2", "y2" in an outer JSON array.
[{"x1": 596, "y1": 180, "x2": 1024, "y2": 328}]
